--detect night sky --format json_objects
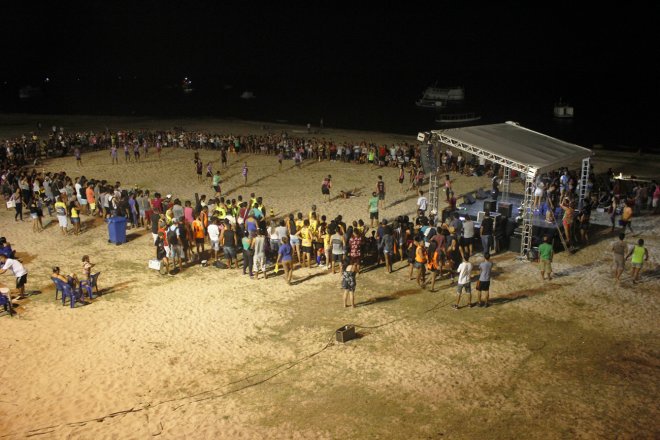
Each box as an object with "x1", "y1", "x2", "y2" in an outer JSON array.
[{"x1": 3, "y1": 2, "x2": 658, "y2": 82}]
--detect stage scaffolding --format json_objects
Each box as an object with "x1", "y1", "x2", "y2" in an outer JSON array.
[{"x1": 422, "y1": 122, "x2": 592, "y2": 257}]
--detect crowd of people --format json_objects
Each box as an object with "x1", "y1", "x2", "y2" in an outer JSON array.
[{"x1": 1, "y1": 125, "x2": 656, "y2": 312}]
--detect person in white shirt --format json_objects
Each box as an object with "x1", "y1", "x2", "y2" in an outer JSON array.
[
  {"x1": 462, "y1": 217, "x2": 475, "y2": 258},
  {"x1": 417, "y1": 190, "x2": 428, "y2": 216},
  {"x1": 452, "y1": 256, "x2": 473, "y2": 309},
  {"x1": 207, "y1": 219, "x2": 221, "y2": 263},
  {"x1": 0, "y1": 255, "x2": 28, "y2": 298}
]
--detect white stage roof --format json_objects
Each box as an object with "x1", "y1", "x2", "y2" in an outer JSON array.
[{"x1": 432, "y1": 122, "x2": 592, "y2": 174}]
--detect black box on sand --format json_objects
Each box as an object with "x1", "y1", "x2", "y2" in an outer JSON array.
[{"x1": 336, "y1": 325, "x2": 356, "y2": 343}]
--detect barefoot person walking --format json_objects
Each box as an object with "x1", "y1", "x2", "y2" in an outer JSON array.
[
  {"x1": 539, "y1": 235, "x2": 553, "y2": 281},
  {"x1": 626, "y1": 238, "x2": 649, "y2": 284},
  {"x1": 242, "y1": 162, "x2": 249, "y2": 185},
  {"x1": 341, "y1": 261, "x2": 357, "y2": 307},
  {"x1": 275, "y1": 236, "x2": 294, "y2": 284},
  {"x1": 321, "y1": 175, "x2": 332, "y2": 203},
  {"x1": 612, "y1": 233, "x2": 628, "y2": 285}
]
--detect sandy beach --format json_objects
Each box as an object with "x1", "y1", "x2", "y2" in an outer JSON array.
[{"x1": 0, "y1": 114, "x2": 658, "y2": 439}]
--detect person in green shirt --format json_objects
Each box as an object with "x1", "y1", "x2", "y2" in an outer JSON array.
[
  {"x1": 368, "y1": 192, "x2": 379, "y2": 228},
  {"x1": 626, "y1": 238, "x2": 649, "y2": 284},
  {"x1": 212, "y1": 171, "x2": 222, "y2": 196},
  {"x1": 538, "y1": 235, "x2": 554, "y2": 281}
]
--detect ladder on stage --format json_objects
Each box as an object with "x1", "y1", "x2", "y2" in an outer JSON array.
[
  {"x1": 421, "y1": 142, "x2": 440, "y2": 218},
  {"x1": 429, "y1": 172, "x2": 440, "y2": 217}
]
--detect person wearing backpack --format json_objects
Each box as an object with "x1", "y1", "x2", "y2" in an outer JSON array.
[{"x1": 167, "y1": 219, "x2": 183, "y2": 274}]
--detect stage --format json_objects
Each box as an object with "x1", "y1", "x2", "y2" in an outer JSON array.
[{"x1": 447, "y1": 191, "x2": 610, "y2": 253}]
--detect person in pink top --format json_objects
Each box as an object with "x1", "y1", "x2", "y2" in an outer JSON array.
[
  {"x1": 151, "y1": 193, "x2": 163, "y2": 213},
  {"x1": 184, "y1": 200, "x2": 195, "y2": 224}
]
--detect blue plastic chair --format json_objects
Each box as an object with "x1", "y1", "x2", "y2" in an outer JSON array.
[
  {"x1": 88, "y1": 272, "x2": 101, "y2": 295},
  {"x1": 79, "y1": 279, "x2": 94, "y2": 300},
  {"x1": 0, "y1": 293, "x2": 12, "y2": 316},
  {"x1": 52, "y1": 278, "x2": 81, "y2": 308},
  {"x1": 52, "y1": 277, "x2": 64, "y2": 300}
]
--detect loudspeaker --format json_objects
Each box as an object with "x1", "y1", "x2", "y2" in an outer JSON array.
[
  {"x1": 498, "y1": 201, "x2": 513, "y2": 218},
  {"x1": 336, "y1": 325, "x2": 356, "y2": 343},
  {"x1": 483, "y1": 199, "x2": 496, "y2": 213},
  {"x1": 508, "y1": 231, "x2": 522, "y2": 252},
  {"x1": 463, "y1": 193, "x2": 476, "y2": 205},
  {"x1": 441, "y1": 208, "x2": 455, "y2": 223}
]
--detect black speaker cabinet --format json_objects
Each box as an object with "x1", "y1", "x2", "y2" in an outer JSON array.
[
  {"x1": 498, "y1": 201, "x2": 513, "y2": 218},
  {"x1": 483, "y1": 199, "x2": 496, "y2": 213},
  {"x1": 441, "y1": 208, "x2": 455, "y2": 223},
  {"x1": 508, "y1": 231, "x2": 522, "y2": 252}
]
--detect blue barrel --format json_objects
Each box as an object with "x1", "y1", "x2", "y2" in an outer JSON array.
[{"x1": 107, "y1": 216, "x2": 127, "y2": 245}]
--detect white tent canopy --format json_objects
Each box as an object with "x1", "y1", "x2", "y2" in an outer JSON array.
[
  {"x1": 424, "y1": 121, "x2": 593, "y2": 257},
  {"x1": 432, "y1": 121, "x2": 592, "y2": 175}
]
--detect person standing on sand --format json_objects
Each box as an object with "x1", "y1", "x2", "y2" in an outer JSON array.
[
  {"x1": 479, "y1": 211, "x2": 494, "y2": 255},
  {"x1": 74, "y1": 146, "x2": 82, "y2": 167},
  {"x1": 477, "y1": 253, "x2": 493, "y2": 307},
  {"x1": 252, "y1": 229, "x2": 267, "y2": 280},
  {"x1": 221, "y1": 222, "x2": 239, "y2": 269},
  {"x1": 539, "y1": 235, "x2": 553, "y2": 281},
  {"x1": 414, "y1": 237, "x2": 427, "y2": 288},
  {"x1": 321, "y1": 175, "x2": 332, "y2": 203},
  {"x1": 330, "y1": 225, "x2": 345, "y2": 274},
  {"x1": 376, "y1": 175, "x2": 386, "y2": 210},
  {"x1": 341, "y1": 261, "x2": 357, "y2": 307},
  {"x1": 111, "y1": 145, "x2": 119, "y2": 165},
  {"x1": 453, "y1": 256, "x2": 473, "y2": 309},
  {"x1": 54, "y1": 195, "x2": 68, "y2": 235},
  {"x1": 220, "y1": 147, "x2": 228, "y2": 168},
  {"x1": 242, "y1": 162, "x2": 248, "y2": 185},
  {"x1": 207, "y1": 218, "x2": 220, "y2": 263},
  {"x1": 560, "y1": 198, "x2": 574, "y2": 247},
  {"x1": 276, "y1": 236, "x2": 294, "y2": 284},
  {"x1": 368, "y1": 192, "x2": 380, "y2": 228},
  {"x1": 206, "y1": 162, "x2": 213, "y2": 182},
  {"x1": 195, "y1": 158, "x2": 203, "y2": 182},
  {"x1": 620, "y1": 201, "x2": 634, "y2": 233},
  {"x1": 398, "y1": 164, "x2": 405, "y2": 193},
  {"x1": 626, "y1": 238, "x2": 648, "y2": 284},
  {"x1": 612, "y1": 233, "x2": 628, "y2": 285},
  {"x1": 416, "y1": 190, "x2": 428, "y2": 217},
  {"x1": 212, "y1": 171, "x2": 222, "y2": 197}
]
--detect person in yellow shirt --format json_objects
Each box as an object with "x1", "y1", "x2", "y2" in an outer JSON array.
[
  {"x1": 308, "y1": 204, "x2": 319, "y2": 221},
  {"x1": 322, "y1": 223, "x2": 332, "y2": 270},
  {"x1": 54, "y1": 196, "x2": 68, "y2": 235},
  {"x1": 70, "y1": 201, "x2": 81, "y2": 235},
  {"x1": 215, "y1": 204, "x2": 226, "y2": 218},
  {"x1": 295, "y1": 212, "x2": 305, "y2": 232},
  {"x1": 297, "y1": 219, "x2": 314, "y2": 268}
]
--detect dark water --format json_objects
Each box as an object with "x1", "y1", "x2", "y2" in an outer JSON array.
[{"x1": 1, "y1": 71, "x2": 657, "y2": 152}]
